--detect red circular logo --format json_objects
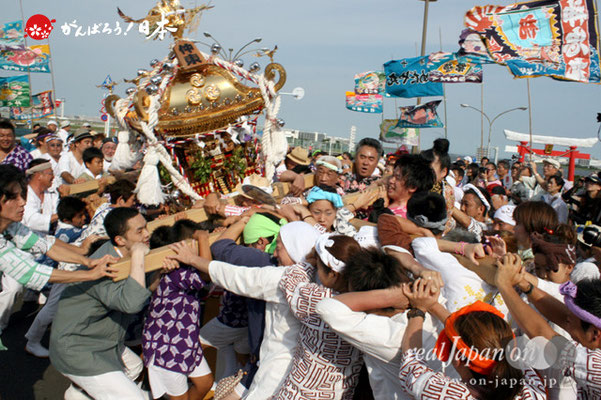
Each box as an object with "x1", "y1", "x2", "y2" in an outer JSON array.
[{"x1": 25, "y1": 14, "x2": 56, "y2": 40}]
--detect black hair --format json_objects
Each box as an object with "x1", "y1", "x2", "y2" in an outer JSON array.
[
  {"x1": 498, "y1": 159, "x2": 510, "y2": 170},
  {"x1": 357, "y1": 137, "x2": 383, "y2": 157},
  {"x1": 104, "y1": 207, "x2": 140, "y2": 245},
  {"x1": 57, "y1": 196, "x2": 87, "y2": 222},
  {"x1": 34, "y1": 127, "x2": 52, "y2": 142},
  {"x1": 86, "y1": 238, "x2": 110, "y2": 256},
  {"x1": 150, "y1": 225, "x2": 176, "y2": 249},
  {"x1": 393, "y1": 154, "x2": 436, "y2": 193},
  {"x1": 467, "y1": 163, "x2": 480, "y2": 178},
  {"x1": 346, "y1": 248, "x2": 411, "y2": 292},
  {"x1": 491, "y1": 185, "x2": 506, "y2": 196},
  {"x1": 487, "y1": 162, "x2": 497, "y2": 171},
  {"x1": 343, "y1": 151, "x2": 353, "y2": 161},
  {"x1": 0, "y1": 119, "x2": 15, "y2": 135},
  {"x1": 451, "y1": 164, "x2": 465, "y2": 179},
  {"x1": 481, "y1": 156, "x2": 490, "y2": 164},
  {"x1": 292, "y1": 164, "x2": 312, "y2": 174},
  {"x1": 407, "y1": 191, "x2": 448, "y2": 235},
  {"x1": 0, "y1": 164, "x2": 26, "y2": 210},
  {"x1": 107, "y1": 179, "x2": 136, "y2": 205},
  {"x1": 548, "y1": 174, "x2": 565, "y2": 189},
  {"x1": 83, "y1": 147, "x2": 104, "y2": 164},
  {"x1": 574, "y1": 279, "x2": 601, "y2": 332},
  {"x1": 420, "y1": 138, "x2": 451, "y2": 177},
  {"x1": 172, "y1": 218, "x2": 216, "y2": 241}
]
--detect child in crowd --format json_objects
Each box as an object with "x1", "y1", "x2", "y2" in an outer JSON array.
[
  {"x1": 142, "y1": 225, "x2": 214, "y2": 400},
  {"x1": 79, "y1": 147, "x2": 105, "y2": 181},
  {"x1": 55, "y1": 196, "x2": 88, "y2": 243}
]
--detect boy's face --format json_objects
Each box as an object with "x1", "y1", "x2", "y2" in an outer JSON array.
[
  {"x1": 68, "y1": 210, "x2": 87, "y2": 228},
  {"x1": 86, "y1": 157, "x2": 104, "y2": 176}
]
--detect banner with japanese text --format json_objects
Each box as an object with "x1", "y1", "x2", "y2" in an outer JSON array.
[
  {"x1": 0, "y1": 44, "x2": 50, "y2": 73},
  {"x1": 464, "y1": 0, "x2": 601, "y2": 83},
  {"x1": 10, "y1": 90, "x2": 54, "y2": 120},
  {"x1": 427, "y1": 52, "x2": 483, "y2": 83},
  {"x1": 0, "y1": 75, "x2": 30, "y2": 107},
  {"x1": 384, "y1": 56, "x2": 444, "y2": 98}
]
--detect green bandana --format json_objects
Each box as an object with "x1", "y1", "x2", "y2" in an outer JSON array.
[{"x1": 243, "y1": 213, "x2": 287, "y2": 254}]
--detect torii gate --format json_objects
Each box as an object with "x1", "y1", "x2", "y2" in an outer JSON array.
[{"x1": 504, "y1": 130, "x2": 598, "y2": 182}]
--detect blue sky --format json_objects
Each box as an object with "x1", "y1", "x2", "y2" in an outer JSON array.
[{"x1": 4, "y1": 0, "x2": 601, "y2": 158}]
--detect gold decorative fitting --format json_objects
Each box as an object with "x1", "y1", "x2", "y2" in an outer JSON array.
[
  {"x1": 186, "y1": 88, "x2": 202, "y2": 105},
  {"x1": 190, "y1": 73, "x2": 205, "y2": 88},
  {"x1": 204, "y1": 84, "x2": 221, "y2": 101},
  {"x1": 105, "y1": 40, "x2": 286, "y2": 136}
]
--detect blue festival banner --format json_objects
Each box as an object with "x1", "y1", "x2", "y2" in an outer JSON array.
[
  {"x1": 345, "y1": 92, "x2": 383, "y2": 113},
  {"x1": 396, "y1": 100, "x2": 443, "y2": 129},
  {"x1": 384, "y1": 56, "x2": 443, "y2": 98},
  {"x1": 0, "y1": 75, "x2": 30, "y2": 107},
  {"x1": 427, "y1": 52, "x2": 483, "y2": 83},
  {"x1": 464, "y1": 0, "x2": 601, "y2": 83},
  {"x1": 0, "y1": 20, "x2": 24, "y2": 50}
]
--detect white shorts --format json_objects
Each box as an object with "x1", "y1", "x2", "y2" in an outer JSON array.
[{"x1": 147, "y1": 355, "x2": 212, "y2": 399}]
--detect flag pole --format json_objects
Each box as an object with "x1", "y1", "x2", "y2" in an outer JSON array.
[
  {"x1": 46, "y1": 37, "x2": 59, "y2": 121},
  {"x1": 18, "y1": 0, "x2": 34, "y2": 128},
  {"x1": 527, "y1": 78, "x2": 533, "y2": 162},
  {"x1": 439, "y1": 26, "x2": 447, "y2": 139}
]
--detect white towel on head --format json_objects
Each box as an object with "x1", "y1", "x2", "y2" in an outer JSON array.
[{"x1": 279, "y1": 221, "x2": 320, "y2": 263}]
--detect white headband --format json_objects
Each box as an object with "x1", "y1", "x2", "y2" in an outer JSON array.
[
  {"x1": 463, "y1": 183, "x2": 491, "y2": 212},
  {"x1": 26, "y1": 162, "x2": 52, "y2": 176},
  {"x1": 315, "y1": 234, "x2": 346, "y2": 273},
  {"x1": 316, "y1": 160, "x2": 341, "y2": 174}
]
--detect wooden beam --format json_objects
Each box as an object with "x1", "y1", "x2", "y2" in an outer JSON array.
[
  {"x1": 111, "y1": 239, "x2": 196, "y2": 281},
  {"x1": 67, "y1": 176, "x2": 116, "y2": 195},
  {"x1": 147, "y1": 174, "x2": 317, "y2": 233}
]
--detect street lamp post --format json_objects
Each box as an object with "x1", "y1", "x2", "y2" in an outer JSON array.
[{"x1": 460, "y1": 104, "x2": 527, "y2": 158}]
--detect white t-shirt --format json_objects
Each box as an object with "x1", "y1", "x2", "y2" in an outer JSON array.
[
  {"x1": 57, "y1": 151, "x2": 86, "y2": 185},
  {"x1": 23, "y1": 185, "x2": 59, "y2": 234},
  {"x1": 572, "y1": 258, "x2": 600, "y2": 283},
  {"x1": 412, "y1": 237, "x2": 508, "y2": 314}
]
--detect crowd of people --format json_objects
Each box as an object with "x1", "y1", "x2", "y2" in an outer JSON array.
[{"x1": 2, "y1": 115, "x2": 601, "y2": 400}]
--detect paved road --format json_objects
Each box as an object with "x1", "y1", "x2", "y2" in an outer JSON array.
[{"x1": 0, "y1": 299, "x2": 69, "y2": 400}]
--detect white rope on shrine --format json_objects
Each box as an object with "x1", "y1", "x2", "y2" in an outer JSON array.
[{"x1": 110, "y1": 98, "x2": 138, "y2": 171}]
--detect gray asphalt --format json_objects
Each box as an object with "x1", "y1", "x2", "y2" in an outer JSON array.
[{"x1": 0, "y1": 298, "x2": 70, "y2": 400}]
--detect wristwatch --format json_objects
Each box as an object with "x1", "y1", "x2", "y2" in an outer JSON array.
[{"x1": 407, "y1": 308, "x2": 426, "y2": 320}]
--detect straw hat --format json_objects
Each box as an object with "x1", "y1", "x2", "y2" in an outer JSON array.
[
  {"x1": 286, "y1": 147, "x2": 310, "y2": 166},
  {"x1": 235, "y1": 174, "x2": 273, "y2": 199}
]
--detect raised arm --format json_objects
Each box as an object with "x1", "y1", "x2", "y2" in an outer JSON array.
[{"x1": 495, "y1": 253, "x2": 558, "y2": 340}]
